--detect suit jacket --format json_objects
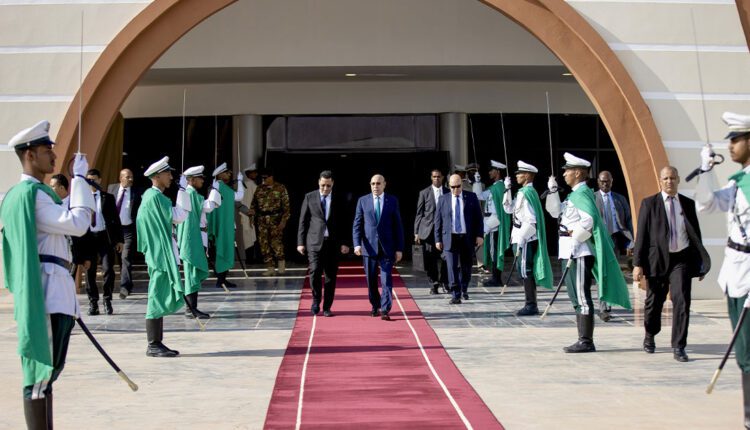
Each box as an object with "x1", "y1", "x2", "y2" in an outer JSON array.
[
  {"x1": 594, "y1": 190, "x2": 633, "y2": 241},
  {"x1": 107, "y1": 183, "x2": 142, "y2": 226},
  {"x1": 414, "y1": 185, "x2": 449, "y2": 241},
  {"x1": 297, "y1": 190, "x2": 350, "y2": 252},
  {"x1": 434, "y1": 191, "x2": 484, "y2": 251},
  {"x1": 352, "y1": 193, "x2": 405, "y2": 258},
  {"x1": 633, "y1": 192, "x2": 710, "y2": 278}
]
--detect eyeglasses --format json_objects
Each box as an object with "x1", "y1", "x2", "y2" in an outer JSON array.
[
  {"x1": 371, "y1": 182, "x2": 382, "y2": 185},
  {"x1": 450, "y1": 185, "x2": 461, "y2": 189}
]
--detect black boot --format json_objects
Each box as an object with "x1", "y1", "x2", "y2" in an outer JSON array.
[
  {"x1": 146, "y1": 318, "x2": 177, "y2": 357},
  {"x1": 104, "y1": 299, "x2": 113, "y2": 315},
  {"x1": 23, "y1": 397, "x2": 49, "y2": 430},
  {"x1": 430, "y1": 283, "x2": 440, "y2": 295},
  {"x1": 185, "y1": 292, "x2": 210, "y2": 319},
  {"x1": 516, "y1": 278, "x2": 539, "y2": 316},
  {"x1": 743, "y1": 372, "x2": 750, "y2": 429},
  {"x1": 156, "y1": 318, "x2": 179, "y2": 355},
  {"x1": 87, "y1": 301, "x2": 99, "y2": 316},
  {"x1": 564, "y1": 313, "x2": 596, "y2": 353}
]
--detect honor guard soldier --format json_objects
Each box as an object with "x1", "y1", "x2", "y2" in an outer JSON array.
[
  {"x1": 1, "y1": 120, "x2": 95, "y2": 428},
  {"x1": 207, "y1": 162, "x2": 244, "y2": 288},
  {"x1": 695, "y1": 112, "x2": 750, "y2": 428},
  {"x1": 502, "y1": 161, "x2": 553, "y2": 315},
  {"x1": 546, "y1": 152, "x2": 630, "y2": 352},
  {"x1": 177, "y1": 165, "x2": 222, "y2": 319},
  {"x1": 478, "y1": 160, "x2": 511, "y2": 287},
  {"x1": 251, "y1": 167, "x2": 291, "y2": 276},
  {"x1": 453, "y1": 165, "x2": 473, "y2": 193},
  {"x1": 137, "y1": 156, "x2": 191, "y2": 357}
]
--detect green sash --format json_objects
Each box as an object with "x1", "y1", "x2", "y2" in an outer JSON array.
[
  {"x1": 177, "y1": 188, "x2": 208, "y2": 295},
  {"x1": 207, "y1": 181, "x2": 235, "y2": 273},
  {"x1": 483, "y1": 181, "x2": 511, "y2": 268},
  {"x1": 518, "y1": 186, "x2": 554, "y2": 289},
  {"x1": 568, "y1": 185, "x2": 631, "y2": 309},
  {"x1": 1, "y1": 181, "x2": 61, "y2": 386},
  {"x1": 729, "y1": 170, "x2": 750, "y2": 205},
  {"x1": 136, "y1": 188, "x2": 185, "y2": 319}
]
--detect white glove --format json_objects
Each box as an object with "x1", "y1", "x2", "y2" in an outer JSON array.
[
  {"x1": 179, "y1": 175, "x2": 187, "y2": 189},
  {"x1": 504, "y1": 176, "x2": 512, "y2": 189},
  {"x1": 700, "y1": 145, "x2": 713, "y2": 171},
  {"x1": 474, "y1": 172, "x2": 481, "y2": 183},
  {"x1": 212, "y1": 179, "x2": 220, "y2": 190},
  {"x1": 237, "y1": 171, "x2": 244, "y2": 182},
  {"x1": 73, "y1": 153, "x2": 89, "y2": 177},
  {"x1": 547, "y1": 176, "x2": 558, "y2": 191}
]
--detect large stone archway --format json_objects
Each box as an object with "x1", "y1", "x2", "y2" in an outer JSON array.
[{"x1": 56, "y1": 0, "x2": 668, "y2": 214}]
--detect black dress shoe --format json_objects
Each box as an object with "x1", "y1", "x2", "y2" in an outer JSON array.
[
  {"x1": 515, "y1": 304, "x2": 539, "y2": 316},
  {"x1": 119, "y1": 288, "x2": 130, "y2": 300},
  {"x1": 673, "y1": 348, "x2": 688, "y2": 362},
  {"x1": 104, "y1": 299, "x2": 113, "y2": 315},
  {"x1": 462, "y1": 293, "x2": 470, "y2": 300},
  {"x1": 563, "y1": 341, "x2": 596, "y2": 353},
  {"x1": 323, "y1": 310, "x2": 333, "y2": 317},
  {"x1": 598, "y1": 310, "x2": 612, "y2": 322},
  {"x1": 224, "y1": 280, "x2": 238, "y2": 289},
  {"x1": 482, "y1": 279, "x2": 501, "y2": 287},
  {"x1": 429, "y1": 284, "x2": 439, "y2": 295},
  {"x1": 449, "y1": 297, "x2": 462, "y2": 305},
  {"x1": 311, "y1": 304, "x2": 320, "y2": 315},
  {"x1": 643, "y1": 336, "x2": 656, "y2": 354},
  {"x1": 87, "y1": 303, "x2": 100, "y2": 316},
  {"x1": 370, "y1": 310, "x2": 380, "y2": 317},
  {"x1": 381, "y1": 313, "x2": 391, "y2": 321},
  {"x1": 146, "y1": 344, "x2": 178, "y2": 358},
  {"x1": 193, "y1": 309, "x2": 210, "y2": 319}
]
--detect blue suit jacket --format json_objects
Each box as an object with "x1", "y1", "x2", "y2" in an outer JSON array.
[
  {"x1": 434, "y1": 191, "x2": 484, "y2": 251},
  {"x1": 352, "y1": 193, "x2": 405, "y2": 258}
]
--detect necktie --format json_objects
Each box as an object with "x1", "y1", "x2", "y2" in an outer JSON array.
[
  {"x1": 454, "y1": 195, "x2": 462, "y2": 233},
  {"x1": 321, "y1": 195, "x2": 327, "y2": 220},
  {"x1": 375, "y1": 196, "x2": 381, "y2": 223},
  {"x1": 668, "y1": 196, "x2": 678, "y2": 250},
  {"x1": 116, "y1": 188, "x2": 126, "y2": 214},
  {"x1": 603, "y1": 194, "x2": 615, "y2": 234}
]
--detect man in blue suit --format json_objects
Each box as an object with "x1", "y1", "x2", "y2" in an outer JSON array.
[
  {"x1": 435, "y1": 174, "x2": 484, "y2": 304},
  {"x1": 353, "y1": 174, "x2": 405, "y2": 320}
]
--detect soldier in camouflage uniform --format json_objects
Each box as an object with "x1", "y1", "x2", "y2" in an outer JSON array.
[{"x1": 251, "y1": 168, "x2": 290, "y2": 276}]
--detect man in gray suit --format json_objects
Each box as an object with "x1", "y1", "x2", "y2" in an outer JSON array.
[
  {"x1": 414, "y1": 169, "x2": 449, "y2": 294},
  {"x1": 594, "y1": 170, "x2": 633, "y2": 321}
]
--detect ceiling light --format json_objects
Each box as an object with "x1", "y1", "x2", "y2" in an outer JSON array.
[
  {"x1": 345, "y1": 73, "x2": 357, "y2": 77},
  {"x1": 562, "y1": 72, "x2": 573, "y2": 76}
]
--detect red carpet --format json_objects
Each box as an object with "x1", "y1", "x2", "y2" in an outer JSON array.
[{"x1": 264, "y1": 265, "x2": 503, "y2": 430}]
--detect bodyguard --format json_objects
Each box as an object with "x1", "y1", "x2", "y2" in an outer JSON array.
[
  {"x1": 695, "y1": 112, "x2": 750, "y2": 427},
  {"x1": 546, "y1": 153, "x2": 630, "y2": 352},
  {"x1": 502, "y1": 161, "x2": 553, "y2": 315},
  {"x1": 1, "y1": 120, "x2": 95, "y2": 428},
  {"x1": 137, "y1": 156, "x2": 191, "y2": 357},
  {"x1": 414, "y1": 169, "x2": 449, "y2": 294},
  {"x1": 252, "y1": 168, "x2": 291, "y2": 276}
]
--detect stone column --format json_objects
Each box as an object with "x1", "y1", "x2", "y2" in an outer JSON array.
[
  {"x1": 439, "y1": 112, "x2": 468, "y2": 170},
  {"x1": 233, "y1": 114, "x2": 263, "y2": 172}
]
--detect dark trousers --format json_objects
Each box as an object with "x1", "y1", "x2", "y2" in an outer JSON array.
[
  {"x1": 120, "y1": 224, "x2": 135, "y2": 291},
  {"x1": 444, "y1": 234, "x2": 473, "y2": 299},
  {"x1": 564, "y1": 256, "x2": 595, "y2": 315},
  {"x1": 86, "y1": 231, "x2": 115, "y2": 303},
  {"x1": 423, "y1": 238, "x2": 447, "y2": 286},
  {"x1": 309, "y1": 239, "x2": 339, "y2": 311},
  {"x1": 23, "y1": 314, "x2": 74, "y2": 399},
  {"x1": 363, "y1": 248, "x2": 394, "y2": 314},
  {"x1": 728, "y1": 296, "x2": 750, "y2": 373},
  {"x1": 644, "y1": 249, "x2": 692, "y2": 348}
]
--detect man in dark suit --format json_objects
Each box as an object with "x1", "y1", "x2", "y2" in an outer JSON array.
[
  {"x1": 435, "y1": 174, "x2": 484, "y2": 304},
  {"x1": 353, "y1": 174, "x2": 405, "y2": 320},
  {"x1": 85, "y1": 169, "x2": 123, "y2": 315},
  {"x1": 414, "y1": 169, "x2": 449, "y2": 294},
  {"x1": 594, "y1": 170, "x2": 634, "y2": 322},
  {"x1": 297, "y1": 170, "x2": 351, "y2": 317},
  {"x1": 108, "y1": 168, "x2": 142, "y2": 299},
  {"x1": 633, "y1": 166, "x2": 710, "y2": 362}
]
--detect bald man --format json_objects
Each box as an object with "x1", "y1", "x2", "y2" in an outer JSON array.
[
  {"x1": 109, "y1": 168, "x2": 143, "y2": 298},
  {"x1": 353, "y1": 174, "x2": 405, "y2": 320}
]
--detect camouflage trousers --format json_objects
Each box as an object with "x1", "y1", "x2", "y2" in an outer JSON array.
[{"x1": 257, "y1": 216, "x2": 285, "y2": 263}]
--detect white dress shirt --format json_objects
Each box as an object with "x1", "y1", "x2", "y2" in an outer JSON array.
[
  {"x1": 696, "y1": 165, "x2": 750, "y2": 297},
  {"x1": 115, "y1": 186, "x2": 133, "y2": 226},
  {"x1": 450, "y1": 193, "x2": 467, "y2": 234},
  {"x1": 599, "y1": 190, "x2": 620, "y2": 234},
  {"x1": 21, "y1": 174, "x2": 92, "y2": 317},
  {"x1": 90, "y1": 190, "x2": 106, "y2": 233},
  {"x1": 432, "y1": 186, "x2": 442, "y2": 205},
  {"x1": 661, "y1": 191, "x2": 689, "y2": 253}
]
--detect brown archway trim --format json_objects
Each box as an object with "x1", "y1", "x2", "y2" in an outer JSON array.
[
  {"x1": 56, "y1": 0, "x2": 667, "y2": 219},
  {"x1": 737, "y1": 0, "x2": 750, "y2": 49}
]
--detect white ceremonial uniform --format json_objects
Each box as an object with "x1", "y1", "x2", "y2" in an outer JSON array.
[
  {"x1": 240, "y1": 178, "x2": 258, "y2": 248},
  {"x1": 546, "y1": 182, "x2": 594, "y2": 259},
  {"x1": 24, "y1": 174, "x2": 94, "y2": 317},
  {"x1": 696, "y1": 165, "x2": 750, "y2": 297},
  {"x1": 479, "y1": 181, "x2": 500, "y2": 233},
  {"x1": 503, "y1": 183, "x2": 538, "y2": 245},
  {"x1": 187, "y1": 184, "x2": 220, "y2": 248}
]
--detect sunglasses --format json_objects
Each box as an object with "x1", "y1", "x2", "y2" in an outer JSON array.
[
  {"x1": 450, "y1": 185, "x2": 461, "y2": 189},
  {"x1": 371, "y1": 182, "x2": 382, "y2": 185}
]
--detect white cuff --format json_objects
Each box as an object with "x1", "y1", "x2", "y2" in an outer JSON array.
[
  {"x1": 208, "y1": 188, "x2": 222, "y2": 207},
  {"x1": 176, "y1": 189, "x2": 192, "y2": 211},
  {"x1": 234, "y1": 186, "x2": 245, "y2": 202},
  {"x1": 572, "y1": 228, "x2": 592, "y2": 243},
  {"x1": 68, "y1": 176, "x2": 95, "y2": 211}
]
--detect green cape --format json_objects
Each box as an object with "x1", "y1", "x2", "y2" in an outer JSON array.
[
  {"x1": 177, "y1": 187, "x2": 208, "y2": 295},
  {"x1": 730, "y1": 170, "x2": 750, "y2": 204},
  {"x1": 1, "y1": 181, "x2": 60, "y2": 386},
  {"x1": 518, "y1": 186, "x2": 554, "y2": 289},
  {"x1": 568, "y1": 185, "x2": 631, "y2": 309},
  {"x1": 483, "y1": 181, "x2": 511, "y2": 269},
  {"x1": 136, "y1": 188, "x2": 185, "y2": 318},
  {"x1": 207, "y1": 181, "x2": 235, "y2": 273}
]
